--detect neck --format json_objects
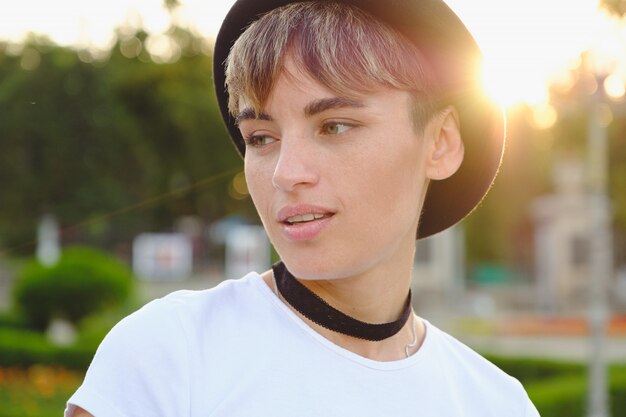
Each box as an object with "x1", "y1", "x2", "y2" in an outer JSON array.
[
  {"x1": 264, "y1": 265, "x2": 424, "y2": 361},
  {"x1": 265, "y1": 234, "x2": 422, "y2": 360},
  {"x1": 263, "y1": 245, "x2": 424, "y2": 361},
  {"x1": 273, "y1": 261, "x2": 412, "y2": 341},
  {"x1": 298, "y1": 263, "x2": 412, "y2": 325},
  {"x1": 295, "y1": 237, "x2": 416, "y2": 325}
]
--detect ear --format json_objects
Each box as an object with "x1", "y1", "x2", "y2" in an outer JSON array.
[{"x1": 425, "y1": 106, "x2": 464, "y2": 180}]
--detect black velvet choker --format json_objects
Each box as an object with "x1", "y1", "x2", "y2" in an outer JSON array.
[{"x1": 272, "y1": 261, "x2": 412, "y2": 341}]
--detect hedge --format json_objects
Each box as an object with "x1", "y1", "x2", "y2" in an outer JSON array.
[
  {"x1": 0, "y1": 328, "x2": 98, "y2": 370},
  {"x1": 526, "y1": 368, "x2": 626, "y2": 417},
  {"x1": 487, "y1": 355, "x2": 626, "y2": 417},
  {"x1": 12, "y1": 246, "x2": 134, "y2": 330},
  {"x1": 486, "y1": 354, "x2": 584, "y2": 385},
  {"x1": 0, "y1": 311, "x2": 28, "y2": 330}
]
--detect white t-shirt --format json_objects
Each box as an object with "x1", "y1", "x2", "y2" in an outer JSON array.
[{"x1": 66, "y1": 272, "x2": 539, "y2": 417}]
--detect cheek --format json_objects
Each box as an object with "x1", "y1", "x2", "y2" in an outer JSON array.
[
  {"x1": 351, "y1": 140, "x2": 426, "y2": 224},
  {"x1": 359, "y1": 138, "x2": 425, "y2": 192},
  {"x1": 244, "y1": 158, "x2": 273, "y2": 217}
]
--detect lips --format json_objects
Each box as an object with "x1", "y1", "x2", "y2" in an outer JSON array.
[
  {"x1": 277, "y1": 205, "x2": 335, "y2": 241},
  {"x1": 285, "y1": 213, "x2": 330, "y2": 224}
]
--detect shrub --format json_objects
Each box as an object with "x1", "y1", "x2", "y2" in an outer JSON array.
[
  {"x1": 0, "y1": 311, "x2": 28, "y2": 330},
  {"x1": 526, "y1": 374, "x2": 587, "y2": 416},
  {"x1": 485, "y1": 355, "x2": 584, "y2": 385},
  {"x1": 609, "y1": 366, "x2": 626, "y2": 417},
  {"x1": 0, "y1": 327, "x2": 99, "y2": 370},
  {"x1": 0, "y1": 305, "x2": 126, "y2": 369},
  {"x1": 486, "y1": 355, "x2": 626, "y2": 417},
  {"x1": 525, "y1": 369, "x2": 626, "y2": 417},
  {"x1": 12, "y1": 246, "x2": 133, "y2": 330},
  {"x1": 0, "y1": 328, "x2": 53, "y2": 367}
]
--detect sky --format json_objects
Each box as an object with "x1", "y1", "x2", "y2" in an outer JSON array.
[{"x1": 0, "y1": 0, "x2": 624, "y2": 108}]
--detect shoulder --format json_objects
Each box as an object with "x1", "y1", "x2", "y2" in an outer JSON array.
[
  {"x1": 105, "y1": 273, "x2": 255, "y2": 332},
  {"x1": 94, "y1": 272, "x2": 269, "y2": 360},
  {"x1": 155, "y1": 272, "x2": 269, "y2": 331},
  {"x1": 426, "y1": 321, "x2": 514, "y2": 379},
  {"x1": 424, "y1": 321, "x2": 537, "y2": 415},
  {"x1": 134, "y1": 271, "x2": 264, "y2": 320},
  {"x1": 66, "y1": 272, "x2": 266, "y2": 417}
]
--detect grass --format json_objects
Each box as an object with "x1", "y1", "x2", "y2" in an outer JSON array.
[{"x1": 0, "y1": 366, "x2": 82, "y2": 417}]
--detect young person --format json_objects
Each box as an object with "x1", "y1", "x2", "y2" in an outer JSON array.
[{"x1": 66, "y1": 1, "x2": 539, "y2": 416}]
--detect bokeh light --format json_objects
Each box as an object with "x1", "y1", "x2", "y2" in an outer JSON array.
[
  {"x1": 446, "y1": 0, "x2": 621, "y2": 108},
  {"x1": 604, "y1": 73, "x2": 626, "y2": 100},
  {"x1": 229, "y1": 172, "x2": 249, "y2": 200},
  {"x1": 530, "y1": 102, "x2": 559, "y2": 130},
  {"x1": 1, "y1": 0, "x2": 624, "y2": 111}
]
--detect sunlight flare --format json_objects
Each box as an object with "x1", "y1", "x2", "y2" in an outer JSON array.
[{"x1": 0, "y1": 0, "x2": 624, "y2": 110}]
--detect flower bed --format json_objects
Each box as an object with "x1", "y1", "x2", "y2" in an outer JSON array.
[{"x1": 0, "y1": 366, "x2": 82, "y2": 417}]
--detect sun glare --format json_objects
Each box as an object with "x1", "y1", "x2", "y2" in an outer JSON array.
[
  {"x1": 481, "y1": 59, "x2": 549, "y2": 108},
  {"x1": 604, "y1": 73, "x2": 626, "y2": 100},
  {"x1": 0, "y1": 0, "x2": 623, "y2": 110},
  {"x1": 0, "y1": 0, "x2": 174, "y2": 49},
  {"x1": 446, "y1": 0, "x2": 609, "y2": 109}
]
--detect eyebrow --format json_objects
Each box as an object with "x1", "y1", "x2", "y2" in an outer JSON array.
[
  {"x1": 235, "y1": 108, "x2": 272, "y2": 125},
  {"x1": 235, "y1": 97, "x2": 365, "y2": 126},
  {"x1": 304, "y1": 97, "x2": 365, "y2": 117}
]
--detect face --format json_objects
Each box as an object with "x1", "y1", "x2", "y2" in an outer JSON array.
[{"x1": 238, "y1": 60, "x2": 433, "y2": 281}]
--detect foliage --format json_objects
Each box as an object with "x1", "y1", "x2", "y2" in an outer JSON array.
[
  {"x1": 528, "y1": 374, "x2": 587, "y2": 416},
  {"x1": 465, "y1": 66, "x2": 626, "y2": 271},
  {"x1": 525, "y1": 368, "x2": 626, "y2": 417},
  {"x1": 487, "y1": 356, "x2": 626, "y2": 417},
  {"x1": 609, "y1": 117, "x2": 626, "y2": 235},
  {"x1": 486, "y1": 355, "x2": 626, "y2": 417},
  {"x1": 0, "y1": 311, "x2": 28, "y2": 331},
  {"x1": 485, "y1": 355, "x2": 584, "y2": 385},
  {"x1": 0, "y1": 18, "x2": 625, "y2": 273},
  {"x1": 0, "y1": 365, "x2": 82, "y2": 417},
  {"x1": 0, "y1": 27, "x2": 250, "y2": 255},
  {"x1": 12, "y1": 246, "x2": 133, "y2": 330},
  {"x1": 463, "y1": 104, "x2": 552, "y2": 270},
  {"x1": 609, "y1": 366, "x2": 626, "y2": 417},
  {"x1": 0, "y1": 291, "x2": 129, "y2": 370},
  {"x1": 0, "y1": 328, "x2": 55, "y2": 367},
  {"x1": 0, "y1": 327, "x2": 96, "y2": 370}
]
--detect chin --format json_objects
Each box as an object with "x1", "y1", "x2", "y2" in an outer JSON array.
[
  {"x1": 276, "y1": 252, "x2": 331, "y2": 280},
  {"x1": 277, "y1": 247, "x2": 373, "y2": 281}
]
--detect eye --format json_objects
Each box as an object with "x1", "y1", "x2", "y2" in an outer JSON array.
[
  {"x1": 243, "y1": 133, "x2": 277, "y2": 147},
  {"x1": 320, "y1": 121, "x2": 353, "y2": 135}
]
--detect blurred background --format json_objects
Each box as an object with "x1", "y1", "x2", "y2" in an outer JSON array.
[{"x1": 0, "y1": 0, "x2": 625, "y2": 416}]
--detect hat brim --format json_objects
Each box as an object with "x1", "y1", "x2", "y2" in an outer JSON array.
[{"x1": 213, "y1": 0, "x2": 505, "y2": 239}]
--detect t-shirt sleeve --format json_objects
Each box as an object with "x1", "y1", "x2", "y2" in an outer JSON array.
[
  {"x1": 524, "y1": 395, "x2": 541, "y2": 417},
  {"x1": 65, "y1": 297, "x2": 191, "y2": 417}
]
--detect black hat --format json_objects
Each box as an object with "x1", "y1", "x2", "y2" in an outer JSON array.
[{"x1": 213, "y1": 0, "x2": 505, "y2": 239}]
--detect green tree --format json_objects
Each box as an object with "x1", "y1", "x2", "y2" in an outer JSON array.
[{"x1": 0, "y1": 28, "x2": 251, "y2": 254}]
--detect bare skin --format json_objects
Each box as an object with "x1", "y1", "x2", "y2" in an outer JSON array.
[
  {"x1": 261, "y1": 270, "x2": 426, "y2": 361},
  {"x1": 240, "y1": 58, "x2": 463, "y2": 362},
  {"x1": 67, "y1": 54, "x2": 464, "y2": 417}
]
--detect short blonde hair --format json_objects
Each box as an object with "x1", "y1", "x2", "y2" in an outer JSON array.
[{"x1": 225, "y1": 1, "x2": 439, "y2": 130}]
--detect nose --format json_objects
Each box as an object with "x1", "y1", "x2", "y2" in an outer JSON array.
[{"x1": 272, "y1": 135, "x2": 319, "y2": 192}]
